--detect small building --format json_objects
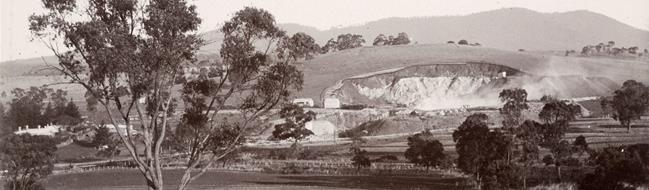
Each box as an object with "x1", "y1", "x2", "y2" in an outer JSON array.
[
  {"x1": 292, "y1": 98, "x2": 314, "y2": 107},
  {"x1": 103, "y1": 124, "x2": 138, "y2": 135},
  {"x1": 15, "y1": 125, "x2": 61, "y2": 136},
  {"x1": 305, "y1": 120, "x2": 337, "y2": 141},
  {"x1": 323, "y1": 98, "x2": 341, "y2": 109},
  {"x1": 499, "y1": 71, "x2": 507, "y2": 78}
]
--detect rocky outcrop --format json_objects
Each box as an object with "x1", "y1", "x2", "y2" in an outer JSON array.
[{"x1": 326, "y1": 62, "x2": 618, "y2": 110}]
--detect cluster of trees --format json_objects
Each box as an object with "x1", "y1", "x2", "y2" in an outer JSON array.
[
  {"x1": 449, "y1": 88, "x2": 585, "y2": 189},
  {"x1": 30, "y1": 1, "x2": 324, "y2": 188},
  {"x1": 447, "y1": 81, "x2": 649, "y2": 189},
  {"x1": 448, "y1": 39, "x2": 481, "y2": 46},
  {"x1": 580, "y1": 41, "x2": 647, "y2": 56},
  {"x1": 579, "y1": 143, "x2": 649, "y2": 190},
  {"x1": 321, "y1": 33, "x2": 365, "y2": 53},
  {"x1": 372, "y1": 32, "x2": 410, "y2": 46},
  {"x1": 270, "y1": 104, "x2": 316, "y2": 158},
  {"x1": 92, "y1": 124, "x2": 121, "y2": 157},
  {"x1": 601, "y1": 80, "x2": 649, "y2": 133},
  {"x1": 1, "y1": 87, "x2": 81, "y2": 133},
  {"x1": 1, "y1": 134, "x2": 57, "y2": 190}
]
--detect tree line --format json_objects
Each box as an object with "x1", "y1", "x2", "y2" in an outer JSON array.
[
  {"x1": 348, "y1": 80, "x2": 649, "y2": 189},
  {"x1": 1, "y1": 87, "x2": 81, "y2": 134}
]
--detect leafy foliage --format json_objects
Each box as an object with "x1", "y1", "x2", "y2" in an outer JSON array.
[
  {"x1": 579, "y1": 144, "x2": 649, "y2": 190},
  {"x1": 350, "y1": 147, "x2": 371, "y2": 171},
  {"x1": 5, "y1": 87, "x2": 81, "y2": 130},
  {"x1": 322, "y1": 33, "x2": 365, "y2": 53},
  {"x1": 453, "y1": 113, "x2": 516, "y2": 189},
  {"x1": 92, "y1": 125, "x2": 120, "y2": 157},
  {"x1": 404, "y1": 130, "x2": 446, "y2": 170},
  {"x1": 30, "y1": 0, "x2": 203, "y2": 189},
  {"x1": 5, "y1": 87, "x2": 49, "y2": 130},
  {"x1": 172, "y1": 7, "x2": 313, "y2": 188},
  {"x1": 272, "y1": 104, "x2": 315, "y2": 142},
  {"x1": 373, "y1": 32, "x2": 410, "y2": 46},
  {"x1": 1, "y1": 134, "x2": 57, "y2": 190},
  {"x1": 539, "y1": 99, "x2": 581, "y2": 124},
  {"x1": 601, "y1": 80, "x2": 649, "y2": 132},
  {"x1": 499, "y1": 88, "x2": 529, "y2": 129}
]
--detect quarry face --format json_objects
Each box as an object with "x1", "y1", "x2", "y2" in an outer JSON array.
[{"x1": 326, "y1": 62, "x2": 618, "y2": 110}]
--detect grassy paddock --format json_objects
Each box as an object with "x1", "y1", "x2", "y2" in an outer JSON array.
[{"x1": 42, "y1": 169, "x2": 472, "y2": 190}]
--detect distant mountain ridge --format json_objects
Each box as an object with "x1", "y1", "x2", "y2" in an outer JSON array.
[
  {"x1": 199, "y1": 7, "x2": 649, "y2": 53},
  {"x1": 3, "y1": 7, "x2": 649, "y2": 77}
]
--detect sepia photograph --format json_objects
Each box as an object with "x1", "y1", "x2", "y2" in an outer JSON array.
[{"x1": 1, "y1": 0, "x2": 649, "y2": 189}]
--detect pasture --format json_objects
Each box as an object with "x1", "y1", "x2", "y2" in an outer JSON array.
[{"x1": 42, "y1": 169, "x2": 470, "y2": 190}]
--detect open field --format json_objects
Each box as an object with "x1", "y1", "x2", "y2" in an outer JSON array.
[{"x1": 40, "y1": 169, "x2": 470, "y2": 190}]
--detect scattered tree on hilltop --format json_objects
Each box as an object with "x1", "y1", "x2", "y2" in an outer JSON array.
[
  {"x1": 1, "y1": 134, "x2": 57, "y2": 190},
  {"x1": 404, "y1": 129, "x2": 445, "y2": 170},
  {"x1": 277, "y1": 32, "x2": 321, "y2": 60},
  {"x1": 321, "y1": 38, "x2": 338, "y2": 53},
  {"x1": 322, "y1": 33, "x2": 365, "y2": 53},
  {"x1": 601, "y1": 80, "x2": 649, "y2": 133},
  {"x1": 373, "y1": 34, "x2": 389, "y2": 46},
  {"x1": 390, "y1": 32, "x2": 411, "y2": 45},
  {"x1": 458, "y1": 39, "x2": 468, "y2": 45}
]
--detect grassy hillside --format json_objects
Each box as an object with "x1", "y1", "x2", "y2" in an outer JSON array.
[
  {"x1": 297, "y1": 44, "x2": 649, "y2": 104},
  {"x1": 198, "y1": 8, "x2": 649, "y2": 52}
]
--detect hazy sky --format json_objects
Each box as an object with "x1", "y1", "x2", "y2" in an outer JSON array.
[{"x1": 1, "y1": 0, "x2": 648, "y2": 62}]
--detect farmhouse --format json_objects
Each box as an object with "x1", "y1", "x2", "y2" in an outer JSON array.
[
  {"x1": 324, "y1": 98, "x2": 341, "y2": 109},
  {"x1": 14, "y1": 125, "x2": 61, "y2": 136},
  {"x1": 102, "y1": 124, "x2": 138, "y2": 135},
  {"x1": 292, "y1": 98, "x2": 314, "y2": 107}
]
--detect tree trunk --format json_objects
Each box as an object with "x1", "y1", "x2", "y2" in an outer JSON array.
[
  {"x1": 178, "y1": 170, "x2": 192, "y2": 190},
  {"x1": 523, "y1": 165, "x2": 528, "y2": 189},
  {"x1": 627, "y1": 122, "x2": 631, "y2": 133},
  {"x1": 556, "y1": 165, "x2": 562, "y2": 182}
]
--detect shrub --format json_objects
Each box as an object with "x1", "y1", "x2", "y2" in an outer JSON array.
[
  {"x1": 340, "y1": 104, "x2": 367, "y2": 110},
  {"x1": 373, "y1": 155, "x2": 399, "y2": 162},
  {"x1": 281, "y1": 163, "x2": 308, "y2": 174}
]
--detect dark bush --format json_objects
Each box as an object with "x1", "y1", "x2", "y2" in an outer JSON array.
[
  {"x1": 298, "y1": 149, "x2": 323, "y2": 160},
  {"x1": 561, "y1": 157, "x2": 582, "y2": 166},
  {"x1": 373, "y1": 155, "x2": 399, "y2": 162},
  {"x1": 4, "y1": 179, "x2": 45, "y2": 190},
  {"x1": 281, "y1": 163, "x2": 308, "y2": 174},
  {"x1": 340, "y1": 104, "x2": 367, "y2": 110},
  {"x1": 542, "y1": 155, "x2": 554, "y2": 166},
  {"x1": 338, "y1": 120, "x2": 385, "y2": 138}
]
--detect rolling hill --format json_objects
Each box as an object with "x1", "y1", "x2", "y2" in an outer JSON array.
[
  {"x1": 199, "y1": 7, "x2": 649, "y2": 53},
  {"x1": 3, "y1": 7, "x2": 648, "y2": 77},
  {"x1": 296, "y1": 44, "x2": 649, "y2": 107}
]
